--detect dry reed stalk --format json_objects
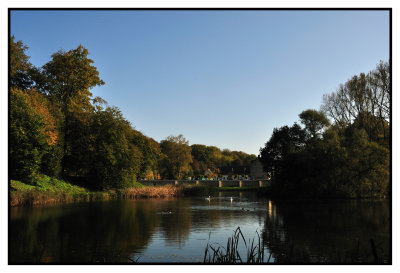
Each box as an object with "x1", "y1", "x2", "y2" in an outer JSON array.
[
  {"x1": 10, "y1": 185, "x2": 183, "y2": 207},
  {"x1": 122, "y1": 185, "x2": 181, "y2": 199}
]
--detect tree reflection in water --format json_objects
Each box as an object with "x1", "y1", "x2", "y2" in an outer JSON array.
[
  {"x1": 10, "y1": 200, "x2": 180, "y2": 263},
  {"x1": 9, "y1": 195, "x2": 391, "y2": 264},
  {"x1": 262, "y1": 199, "x2": 391, "y2": 264}
]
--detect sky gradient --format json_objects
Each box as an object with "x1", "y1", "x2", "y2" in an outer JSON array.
[{"x1": 10, "y1": 10, "x2": 390, "y2": 155}]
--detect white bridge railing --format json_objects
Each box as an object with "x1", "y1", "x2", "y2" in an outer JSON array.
[{"x1": 138, "y1": 179, "x2": 270, "y2": 187}]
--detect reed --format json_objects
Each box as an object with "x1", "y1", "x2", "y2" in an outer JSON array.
[
  {"x1": 120, "y1": 184, "x2": 181, "y2": 199},
  {"x1": 9, "y1": 189, "x2": 117, "y2": 207},
  {"x1": 203, "y1": 227, "x2": 268, "y2": 264}
]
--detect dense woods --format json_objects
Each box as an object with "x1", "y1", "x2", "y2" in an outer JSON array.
[
  {"x1": 9, "y1": 37, "x2": 256, "y2": 190},
  {"x1": 260, "y1": 62, "x2": 390, "y2": 198}
]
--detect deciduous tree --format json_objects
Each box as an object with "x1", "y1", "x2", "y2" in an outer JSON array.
[
  {"x1": 10, "y1": 36, "x2": 33, "y2": 90},
  {"x1": 160, "y1": 135, "x2": 193, "y2": 179},
  {"x1": 9, "y1": 88, "x2": 48, "y2": 183}
]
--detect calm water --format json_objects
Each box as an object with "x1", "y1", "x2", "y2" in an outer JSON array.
[{"x1": 9, "y1": 192, "x2": 391, "y2": 264}]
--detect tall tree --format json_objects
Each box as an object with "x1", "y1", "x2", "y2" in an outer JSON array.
[
  {"x1": 10, "y1": 36, "x2": 33, "y2": 90},
  {"x1": 42, "y1": 45, "x2": 105, "y2": 112},
  {"x1": 41, "y1": 45, "x2": 105, "y2": 173},
  {"x1": 321, "y1": 61, "x2": 390, "y2": 140},
  {"x1": 160, "y1": 135, "x2": 193, "y2": 179}
]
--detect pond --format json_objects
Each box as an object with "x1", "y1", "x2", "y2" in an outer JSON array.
[{"x1": 9, "y1": 192, "x2": 391, "y2": 264}]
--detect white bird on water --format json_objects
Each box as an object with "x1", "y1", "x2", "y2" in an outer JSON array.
[{"x1": 230, "y1": 197, "x2": 233, "y2": 202}]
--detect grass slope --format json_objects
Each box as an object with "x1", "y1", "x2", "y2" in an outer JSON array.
[{"x1": 10, "y1": 175, "x2": 178, "y2": 207}]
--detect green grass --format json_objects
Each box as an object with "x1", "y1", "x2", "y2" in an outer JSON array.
[
  {"x1": 10, "y1": 180, "x2": 37, "y2": 191},
  {"x1": 11, "y1": 175, "x2": 88, "y2": 194},
  {"x1": 10, "y1": 176, "x2": 93, "y2": 206}
]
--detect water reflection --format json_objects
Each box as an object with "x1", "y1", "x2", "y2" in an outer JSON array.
[
  {"x1": 10, "y1": 201, "x2": 160, "y2": 263},
  {"x1": 157, "y1": 199, "x2": 192, "y2": 247},
  {"x1": 9, "y1": 194, "x2": 391, "y2": 264},
  {"x1": 262, "y1": 200, "x2": 391, "y2": 264}
]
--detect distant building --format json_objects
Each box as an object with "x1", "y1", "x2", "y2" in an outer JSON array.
[{"x1": 250, "y1": 158, "x2": 268, "y2": 179}]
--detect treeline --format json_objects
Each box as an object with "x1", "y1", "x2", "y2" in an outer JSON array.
[
  {"x1": 9, "y1": 37, "x2": 255, "y2": 190},
  {"x1": 259, "y1": 61, "x2": 390, "y2": 198}
]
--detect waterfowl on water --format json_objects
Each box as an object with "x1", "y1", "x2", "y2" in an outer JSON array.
[{"x1": 161, "y1": 210, "x2": 172, "y2": 215}]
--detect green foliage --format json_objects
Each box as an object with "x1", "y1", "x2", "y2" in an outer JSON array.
[
  {"x1": 340, "y1": 128, "x2": 390, "y2": 198},
  {"x1": 10, "y1": 180, "x2": 36, "y2": 192},
  {"x1": 299, "y1": 109, "x2": 330, "y2": 139},
  {"x1": 129, "y1": 130, "x2": 162, "y2": 179},
  {"x1": 260, "y1": 62, "x2": 390, "y2": 199},
  {"x1": 9, "y1": 40, "x2": 154, "y2": 190},
  {"x1": 11, "y1": 175, "x2": 87, "y2": 194},
  {"x1": 190, "y1": 144, "x2": 257, "y2": 177},
  {"x1": 10, "y1": 36, "x2": 33, "y2": 90},
  {"x1": 160, "y1": 135, "x2": 193, "y2": 179},
  {"x1": 9, "y1": 88, "x2": 48, "y2": 183},
  {"x1": 191, "y1": 144, "x2": 210, "y2": 164},
  {"x1": 39, "y1": 45, "x2": 105, "y2": 175},
  {"x1": 87, "y1": 107, "x2": 142, "y2": 189},
  {"x1": 27, "y1": 89, "x2": 65, "y2": 177},
  {"x1": 62, "y1": 111, "x2": 94, "y2": 177},
  {"x1": 42, "y1": 45, "x2": 104, "y2": 112}
]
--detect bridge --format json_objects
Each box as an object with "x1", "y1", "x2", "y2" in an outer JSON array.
[{"x1": 138, "y1": 179, "x2": 270, "y2": 188}]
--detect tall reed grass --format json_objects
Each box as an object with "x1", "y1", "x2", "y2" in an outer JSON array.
[
  {"x1": 10, "y1": 190, "x2": 112, "y2": 207},
  {"x1": 120, "y1": 184, "x2": 181, "y2": 199},
  {"x1": 204, "y1": 227, "x2": 268, "y2": 264}
]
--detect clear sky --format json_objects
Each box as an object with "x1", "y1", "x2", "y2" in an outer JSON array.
[{"x1": 10, "y1": 10, "x2": 389, "y2": 155}]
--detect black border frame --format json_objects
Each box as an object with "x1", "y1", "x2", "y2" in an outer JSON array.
[{"x1": 8, "y1": 7, "x2": 392, "y2": 266}]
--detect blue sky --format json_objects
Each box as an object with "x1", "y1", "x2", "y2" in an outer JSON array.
[{"x1": 10, "y1": 10, "x2": 389, "y2": 155}]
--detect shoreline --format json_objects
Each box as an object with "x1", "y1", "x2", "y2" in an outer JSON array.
[
  {"x1": 10, "y1": 177, "x2": 183, "y2": 207},
  {"x1": 10, "y1": 177, "x2": 388, "y2": 208}
]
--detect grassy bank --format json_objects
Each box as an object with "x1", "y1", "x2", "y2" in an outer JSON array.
[
  {"x1": 10, "y1": 177, "x2": 271, "y2": 207},
  {"x1": 10, "y1": 175, "x2": 182, "y2": 207}
]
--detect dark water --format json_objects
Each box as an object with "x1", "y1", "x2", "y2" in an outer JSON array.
[{"x1": 9, "y1": 192, "x2": 391, "y2": 264}]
